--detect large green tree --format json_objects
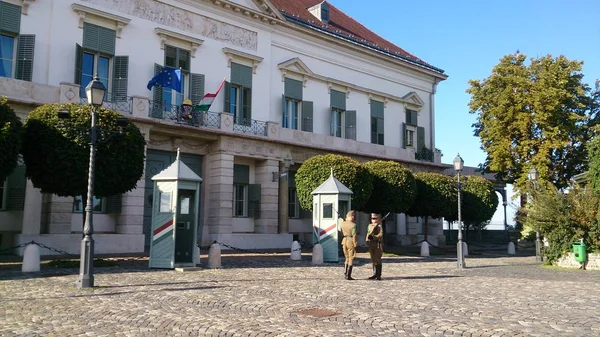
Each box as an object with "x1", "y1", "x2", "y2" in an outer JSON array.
[
  {"x1": 22, "y1": 103, "x2": 146, "y2": 198},
  {"x1": 363, "y1": 160, "x2": 416, "y2": 214},
  {"x1": 467, "y1": 53, "x2": 596, "y2": 192},
  {"x1": 295, "y1": 154, "x2": 373, "y2": 212},
  {"x1": 0, "y1": 97, "x2": 22, "y2": 182},
  {"x1": 406, "y1": 172, "x2": 456, "y2": 240}
]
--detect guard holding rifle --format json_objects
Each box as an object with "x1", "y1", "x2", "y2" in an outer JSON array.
[
  {"x1": 340, "y1": 210, "x2": 358, "y2": 280},
  {"x1": 366, "y1": 213, "x2": 384, "y2": 280}
]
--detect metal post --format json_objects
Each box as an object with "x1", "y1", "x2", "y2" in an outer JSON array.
[
  {"x1": 457, "y1": 171, "x2": 465, "y2": 269},
  {"x1": 535, "y1": 231, "x2": 543, "y2": 262},
  {"x1": 76, "y1": 107, "x2": 97, "y2": 289}
]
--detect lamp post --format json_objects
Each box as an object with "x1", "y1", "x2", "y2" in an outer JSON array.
[
  {"x1": 453, "y1": 153, "x2": 466, "y2": 269},
  {"x1": 527, "y1": 167, "x2": 543, "y2": 263},
  {"x1": 76, "y1": 75, "x2": 106, "y2": 289}
]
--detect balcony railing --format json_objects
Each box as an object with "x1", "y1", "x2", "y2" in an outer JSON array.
[
  {"x1": 233, "y1": 117, "x2": 268, "y2": 136},
  {"x1": 80, "y1": 95, "x2": 132, "y2": 115},
  {"x1": 415, "y1": 146, "x2": 434, "y2": 162},
  {"x1": 148, "y1": 101, "x2": 221, "y2": 129}
]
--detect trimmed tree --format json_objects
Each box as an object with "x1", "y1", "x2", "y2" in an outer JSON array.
[
  {"x1": 461, "y1": 175, "x2": 499, "y2": 232},
  {"x1": 0, "y1": 97, "x2": 23, "y2": 182},
  {"x1": 363, "y1": 160, "x2": 417, "y2": 214},
  {"x1": 22, "y1": 103, "x2": 146, "y2": 221},
  {"x1": 406, "y1": 172, "x2": 456, "y2": 240},
  {"x1": 295, "y1": 154, "x2": 373, "y2": 212}
]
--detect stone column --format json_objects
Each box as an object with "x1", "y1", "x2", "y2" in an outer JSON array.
[
  {"x1": 21, "y1": 180, "x2": 42, "y2": 234},
  {"x1": 47, "y1": 195, "x2": 73, "y2": 234},
  {"x1": 116, "y1": 179, "x2": 144, "y2": 235},
  {"x1": 254, "y1": 159, "x2": 279, "y2": 234},
  {"x1": 206, "y1": 152, "x2": 234, "y2": 235}
]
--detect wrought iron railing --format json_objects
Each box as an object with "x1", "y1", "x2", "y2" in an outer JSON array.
[
  {"x1": 148, "y1": 101, "x2": 221, "y2": 129},
  {"x1": 233, "y1": 117, "x2": 268, "y2": 136},
  {"x1": 415, "y1": 146, "x2": 434, "y2": 162},
  {"x1": 80, "y1": 95, "x2": 132, "y2": 115}
]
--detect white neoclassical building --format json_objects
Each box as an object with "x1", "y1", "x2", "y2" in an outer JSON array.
[{"x1": 0, "y1": 0, "x2": 448, "y2": 255}]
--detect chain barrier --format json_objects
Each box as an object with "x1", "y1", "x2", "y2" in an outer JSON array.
[
  {"x1": 0, "y1": 241, "x2": 75, "y2": 257},
  {"x1": 198, "y1": 240, "x2": 311, "y2": 255}
]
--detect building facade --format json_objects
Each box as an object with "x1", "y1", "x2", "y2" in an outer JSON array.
[{"x1": 0, "y1": 0, "x2": 448, "y2": 255}]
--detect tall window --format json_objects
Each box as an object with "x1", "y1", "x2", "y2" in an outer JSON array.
[
  {"x1": 163, "y1": 45, "x2": 190, "y2": 108},
  {"x1": 288, "y1": 171, "x2": 300, "y2": 219},
  {"x1": 80, "y1": 52, "x2": 109, "y2": 99},
  {"x1": 73, "y1": 195, "x2": 104, "y2": 213},
  {"x1": 226, "y1": 63, "x2": 252, "y2": 125},
  {"x1": 405, "y1": 129, "x2": 415, "y2": 147},
  {"x1": 404, "y1": 109, "x2": 418, "y2": 148},
  {"x1": 76, "y1": 23, "x2": 119, "y2": 100},
  {"x1": 371, "y1": 100, "x2": 384, "y2": 145},
  {"x1": 0, "y1": 34, "x2": 14, "y2": 77},
  {"x1": 283, "y1": 98, "x2": 300, "y2": 129},
  {"x1": 0, "y1": 2, "x2": 35, "y2": 82},
  {"x1": 233, "y1": 164, "x2": 250, "y2": 218},
  {"x1": 330, "y1": 108, "x2": 344, "y2": 137}
]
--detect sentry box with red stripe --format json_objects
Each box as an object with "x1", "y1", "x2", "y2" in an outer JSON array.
[
  {"x1": 149, "y1": 149, "x2": 203, "y2": 269},
  {"x1": 311, "y1": 169, "x2": 353, "y2": 263}
]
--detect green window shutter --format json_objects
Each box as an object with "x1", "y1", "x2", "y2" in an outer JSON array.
[
  {"x1": 151, "y1": 63, "x2": 164, "y2": 117},
  {"x1": 15, "y1": 34, "x2": 34, "y2": 82},
  {"x1": 412, "y1": 110, "x2": 418, "y2": 125},
  {"x1": 82, "y1": 23, "x2": 115, "y2": 55},
  {"x1": 330, "y1": 89, "x2": 346, "y2": 110},
  {"x1": 284, "y1": 78, "x2": 302, "y2": 100},
  {"x1": 242, "y1": 87, "x2": 252, "y2": 120},
  {"x1": 248, "y1": 184, "x2": 261, "y2": 219},
  {"x1": 345, "y1": 110, "x2": 356, "y2": 140},
  {"x1": 0, "y1": 2, "x2": 21, "y2": 34},
  {"x1": 281, "y1": 94, "x2": 286, "y2": 126},
  {"x1": 417, "y1": 126, "x2": 425, "y2": 151},
  {"x1": 189, "y1": 73, "x2": 205, "y2": 106},
  {"x1": 178, "y1": 49, "x2": 190, "y2": 72},
  {"x1": 74, "y1": 44, "x2": 82, "y2": 84},
  {"x1": 105, "y1": 194, "x2": 122, "y2": 213},
  {"x1": 301, "y1": 101, "x2": 313, "y2": 132},
  {"x1": 406, "y1": 109, "x2": 418, "y2": 126},
  {"x1": 233, "y1": 164, "x2": 250, "y2": 184},
  {"x1": 112, "y1": 56, "x2": 128, "y2": 102},
  {"x1": 6, "y1": 165, "x2": 26, "y2": 211},
  {"x1": 231, "y1": 62, "x2": 252, "y2": 88},
  {"x1": 223, "y1": 81, "x2": 231, "y2": 113},
  {"x1": 402, "y1": 123, "x2": 406, "y2": 149}
]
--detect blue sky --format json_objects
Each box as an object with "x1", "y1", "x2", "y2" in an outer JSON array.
[
  {"x1": 327, "y1": 0, "x2": 600, "y2": 226},
  {"x1": 328, "y1": 0, "x2": 600, "y2": 168}
]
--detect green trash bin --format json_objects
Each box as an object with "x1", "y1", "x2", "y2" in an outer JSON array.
[{"x1": 573, "y1": 242, "x2": 587, "y2": 264}]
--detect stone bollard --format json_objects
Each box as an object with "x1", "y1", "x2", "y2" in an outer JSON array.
[
  {"x1": 290, "y1": 241, "x2": 302, "y2": 261},
  {"x1": 312, "y1": 243, "x2": 323, "y2": 265},
  {"x1": 208, "y1": 243, "x2": 221, "y2": 269},
  {"x1": 507, "y1": 242, "x2": 516, "y2": 255},
  {"x1": 420, "y1": 241, "x2": 430, "y2": 257},
  {"x1": 193, "y1": 245, "x2": 201, "y2": 266},
  {"x1": 22, "y1": 244, "x2": 40, "y2": 272},
  {"x1": 463, "y1": 242, "x2": 469, "y2": 256}
]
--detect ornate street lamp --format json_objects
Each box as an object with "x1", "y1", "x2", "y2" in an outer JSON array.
[
  {"x1": 453, "y1": 153, "x2": 466, "y2": 269},
  {"x1": 527, "y1": 167, "x2": 543, "y2": 263},
  {"x1": 77, "y1": 75, "x2": 106, "y2": 289}
]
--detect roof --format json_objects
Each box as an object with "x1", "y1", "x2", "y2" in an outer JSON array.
[
  {"x1": 311, "y1": 169, "x2": 353, "y2": 195},
  {"x1": 270, "y1": 0, "x2": 445, "y2": 74},
  {"x1": 151, "y1": 149, "x2": 203, "y2": 182}
]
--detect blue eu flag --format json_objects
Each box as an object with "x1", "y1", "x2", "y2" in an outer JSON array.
[{"x1": 146, "y1": 67, "x2": 182, "y2": 93}]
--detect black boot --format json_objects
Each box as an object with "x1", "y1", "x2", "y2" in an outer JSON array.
[
  {"x1": 346, "y1": 265, "x2": 354, "y2": 280},
  {"x1": 375, "y1": 264, "x2": 382, "y2": 280},
  {"x1": 344, "y1": 264, "x2": 348, "y2": 276},
  {"x1": 368, "y1": 264, "x2": 377, "y2": 280}
]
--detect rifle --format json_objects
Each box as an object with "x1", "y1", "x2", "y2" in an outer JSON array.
[{"x1": 368, "y1": 212, "x2": 391, "y2": 248}]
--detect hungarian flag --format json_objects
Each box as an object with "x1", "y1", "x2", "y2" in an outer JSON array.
[{"x1": 194, "y1": 78, "x2": 226, "y2": 112}]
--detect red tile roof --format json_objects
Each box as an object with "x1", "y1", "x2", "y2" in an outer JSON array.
[{"x1": 270, "y1": 0, "x2": 443, "y2": 74}]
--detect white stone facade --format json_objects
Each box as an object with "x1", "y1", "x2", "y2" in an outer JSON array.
[{"x1": 0, "y1": 0, "x2": 448, "y2": 255}]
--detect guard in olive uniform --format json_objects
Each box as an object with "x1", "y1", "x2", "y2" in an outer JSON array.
[
  {"x1": 366, "y1": 213, "x2": 384, "y2": 280},
  {"x1": 340, "y1": 211, "x2": 358, "y2": 280}
]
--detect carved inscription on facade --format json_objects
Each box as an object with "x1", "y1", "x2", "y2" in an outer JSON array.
[{"x1": 81, "y1": 0, "x2": 258, "y2": 51}]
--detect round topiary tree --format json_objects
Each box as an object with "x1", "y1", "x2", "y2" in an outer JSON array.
[
  {"x1": 363, "y1": 160, "x2": 417, "y2": 214},
  {"x1": 461, "y1": 175, "x2": 499, "y2": 227},
  {"x1": 0, "y1": 97, "x2": 23, "y2": 182},
  {"x1": 22, "y1": 103, "x2": 146, "y2": 198},
  {"x1": 406, "y1": 172, "x2": 457, "y2": 241},
  {"x1": 295, "y1": 154, "x2": 373, "y2": 212}
]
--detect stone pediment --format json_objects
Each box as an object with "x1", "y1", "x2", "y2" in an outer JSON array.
[
  {"x1": 248, "y1": 0, "x2": 285, "y2": 20},
  {"x1": 278, "y1": 57, "x2": 315, "y2": 76},
  {"x1": 402, "y1": 91, "x2": 425, "y2": 107}
]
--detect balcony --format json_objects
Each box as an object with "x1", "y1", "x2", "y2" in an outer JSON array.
[
  {"x1": 232, "y1": 117, "x2": 268, "y2": 136},
  {"x1": 80, "y1": 95, "x2": 132, "y2": 115},
  {"x1": 148, "y1": 101, "x2": 221, "y2": 129}
]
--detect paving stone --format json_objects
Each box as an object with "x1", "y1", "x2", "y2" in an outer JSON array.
[{"x1": 1, "y1": 254, "x2": 599, "y2": 336}]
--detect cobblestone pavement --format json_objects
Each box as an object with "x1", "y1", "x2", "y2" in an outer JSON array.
[{"x1": 1, "y1": 253, "x2": 599, "y2": 337}]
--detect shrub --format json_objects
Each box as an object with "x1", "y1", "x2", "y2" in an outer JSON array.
[
  {"x1": 0, "y1": 97, "x2": 22, "y2": 182},
  {"x1": 363, "y1": 160, "x2": 416, "y2": 213}
]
